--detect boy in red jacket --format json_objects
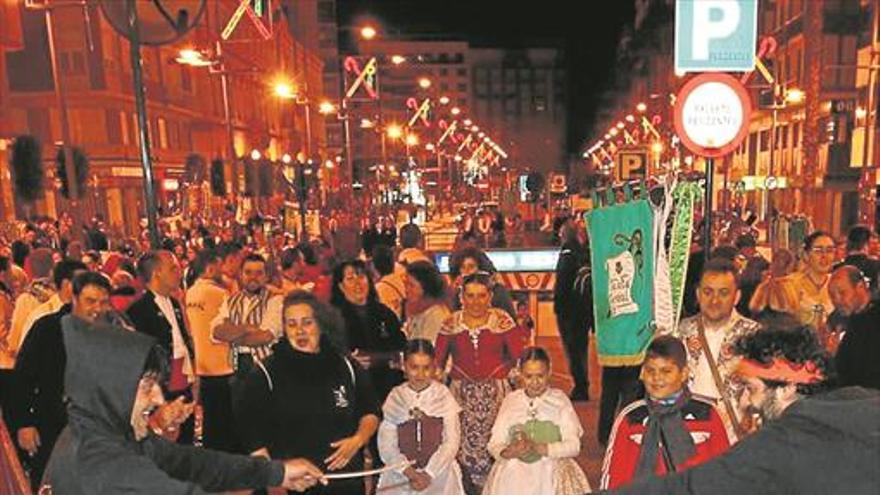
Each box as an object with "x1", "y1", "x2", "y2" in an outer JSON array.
[{"x1": 600, "y1": 335, "x2": 730, "y2": 489}]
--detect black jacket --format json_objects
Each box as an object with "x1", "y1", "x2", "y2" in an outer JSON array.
[
  {"x1": 553, "y1": 239, "x2": 593, "y2": 330},
  {"x1": 335, "y1": 300, "x2": 405, "y2": 402},
  {"x1": 10, "y1": 305, "x2": 73, "y2": 435},
  {"x1": 237, "y1": 343, "x2": 380, "y2": 465},
  {"x1": 126, "y1": 291, "x2": 194, "y2": 362},
  {"x1": 601, "y1": 387, "x2": 880, "y2": 495},
  {"x1": 835, "y1": 301, "x2": 880, "y2": 390},
  {"x1": 44, "y1": 315, "x2": 285, "y2": 494}
]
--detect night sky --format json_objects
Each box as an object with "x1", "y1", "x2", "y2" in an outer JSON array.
[{"x1": 336, "y1": 0, "x2": 635, "y2": 158}]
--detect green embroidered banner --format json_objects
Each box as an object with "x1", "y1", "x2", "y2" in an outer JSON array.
[
  {"x1": 669, "y1": 182, "x2": 701, "y2": 330},
  {"x1": 586, "y1": 199, "x2": 655, "y2": 366}
]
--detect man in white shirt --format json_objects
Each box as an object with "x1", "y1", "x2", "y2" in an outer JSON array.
[
  {"x1": 676, "y1": 257, "x2": 762, "y2": 442},
  {"x1": 127, "y1": 250, "x2": 195, "y2": 444},
  {"x1": 211, "y1": 253, "x2": 282, "y2": 387}
]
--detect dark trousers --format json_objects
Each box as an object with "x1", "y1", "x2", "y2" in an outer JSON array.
[
  {"x1": 230, "y1": 353, "x2": 256, "y2": 454},
  {"x1": 556, "y1": 315, "x2": 590, "y2": 396},
  {"x1": 200, "y1": 374, "x2": 239, "y2": 453},
  {"x1": 598, "y1": 365, "x2": 643, "y2": 446}
]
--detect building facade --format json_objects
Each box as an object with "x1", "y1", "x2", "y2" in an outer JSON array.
[
  {"x1": 469, "y1": 47, "x2": 567, "y2": 175},
  {"x1": 591, "y1": 0, "x2": 878, "y2": 238},
  {"x1": 0, "y1": 0, "x2": 325, "y2": 234}
]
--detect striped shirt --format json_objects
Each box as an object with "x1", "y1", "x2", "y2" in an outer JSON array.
[{"x1": 210, "y1": 289, "x2": 283, "y2": 367}]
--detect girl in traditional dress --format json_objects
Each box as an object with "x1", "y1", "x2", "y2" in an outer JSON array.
[
  {"x1": 377, "y1": 339, "x2": 465, "y2": 494},
  {"x1": 435, "y1": 273, "x2": 528, "y2": 495},
  {"x1": 483, "y1": 347, "x2": 591, "y2": 495}
]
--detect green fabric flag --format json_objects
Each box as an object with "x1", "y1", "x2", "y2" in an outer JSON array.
[{"x1": 586, "y1": 199, "x2": 655, "y2": 366}]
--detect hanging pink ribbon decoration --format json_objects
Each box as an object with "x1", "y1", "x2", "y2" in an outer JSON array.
[
  {"x1": 740, "y1": 36, "x2": 778, "y2": 83},
  {"x1": 344, "y1": 56, "x2": 378, "y2": 99}
]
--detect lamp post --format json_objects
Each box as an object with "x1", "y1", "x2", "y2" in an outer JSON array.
[
  {"x1": 174, "y1": 44, "x2": 262, "y2": 207},
  {"x1": 766, "y1": 85, "x2": 804, "y2": 244},
  {"x1": 282, "y1": 153, "x2": 308, "y2": 241},
  {"x1": 274, "y1": 81, "x2": 314, "y2": 159}
]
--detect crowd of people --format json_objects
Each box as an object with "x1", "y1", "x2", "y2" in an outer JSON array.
[{"x1": 0, "y1": 210, "x2": 876, "y2": 494}]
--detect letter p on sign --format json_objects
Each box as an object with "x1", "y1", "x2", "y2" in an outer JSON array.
[{"x1": 675, "y1": 0, "x2": 757, "y2": 73}]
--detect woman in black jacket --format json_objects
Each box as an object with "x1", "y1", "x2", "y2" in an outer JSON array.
[
  {"x1": 237, "y1": 291, "x2": 381, "y2": 494},
  {"x1": 330, "y1": 259, "x2": 406, "y2": 404}
]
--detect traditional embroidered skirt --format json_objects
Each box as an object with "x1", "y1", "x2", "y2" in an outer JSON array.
[
  {"x1": 0, "y1": 418, "x2": 30, "y2": 494},
  {"x1": 449, "y1": 378, "x2": 510, "y2": 490}
]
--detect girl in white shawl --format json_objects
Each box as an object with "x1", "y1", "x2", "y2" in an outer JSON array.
[
  {"x1": 483, "y1": 347, "x2": 591, "y2": 495},
  {"x1": 378, "y1": 339, "x2": 465, "y2": 494}
]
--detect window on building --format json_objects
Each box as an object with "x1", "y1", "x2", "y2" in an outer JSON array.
[
  {"x1": 157, "y1": 117, "x2": 168, "y2": 149},
  {"x1": 318, "y1": 1, "x2": 335, "y2": 22},
  {"x1": 440, "y1": 68, "x2": 448, "y2": 76},
  {"x1": 823, "y1": 34, "x2": 857, "y2": 89},
  {"x1": 534, "y1": 96, "x2": 546, "y2": 112},
  {"x1": 180, "y1": 66, "x2": 192, "y2": 92},
  {"x1": 457, "y1": 68, "x2": 467, "y2": 76},
  {"x1": 106, "y1": 109, "x2": 121, "y2": 144},
  {"x1": 119, "y1": 111, "x2": 129, "y2": 145},
  {"x1": 132, "y1": 113, "x2": 140, "y2": 146},
  {"x1": 457, "y1": 82, "x2": 467, "y2": 91},
  {"x1": 71, "y1": 52, "x2": 85, "y2": 75},
  {"x1": 59, "y1": 52, "x2": 70, "y2": 74}
]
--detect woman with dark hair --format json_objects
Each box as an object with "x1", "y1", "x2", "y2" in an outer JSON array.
[
  {"x1": 448, "y1": 246, "x2": 515, "y2": 318},
  {"x1": 403, "y1": 261, "x2": 451, "y2": 344},
  {"x1": 435, "y1": 273, "x2": 528, "y2": 494},
  {"x1": 237, "y1": 291, "x2": 380, "y2": 494},
  {"x1": 331, "y1": 259, "x2": 406, "y2": 403},
  {"x1": 779, "y1": 231, "x2": 836, "y2": 328}
]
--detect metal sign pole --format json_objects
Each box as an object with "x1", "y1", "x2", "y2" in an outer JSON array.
[
  {"x1": 705, "y1": 157, "x2": 714, "y2": 261},
  {"x1": 126, "y1": 0, "x2": 161, "y2": 249}
]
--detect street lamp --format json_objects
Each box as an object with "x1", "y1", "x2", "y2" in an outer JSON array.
[
  {"x1": 405, "y1": 134, "x2": 419, "y2": 147},
  {"x1": 360, "y1": 25, "x2": 377, "y2": 40},
  {"x1": 418, "y1": 77, "x2": 432, "y2": 89},
  {"x1": 391, "y1": 55, "x2": 406, "y2": 65},
  {"x1": 451, "y1": 107, "x2": 461, "y2": 116},
  {"x1": 175, "y1": 48, "x2": 213, "y2": 67},
  {"x1": 784, "y1": 88, "x2": 805, "y2": 104},
  {"x1": 387, "y1": 124, "x2": 403, "y2": 140},
  {"x1": 281, "y1": 154, "x2": 309, "y2": 241},
  {"x1": 636, "y1": 102, "x2": 647, "y2": 113},
  {"x1": 439, "y1": 96, "x2": 450, "y2": 105},
  {"x1": 319, "y1": 101, "x2": 337, "y2": 115},
  {"x1": 273, "y1": 78, "x2": 314, "y2": 158}
]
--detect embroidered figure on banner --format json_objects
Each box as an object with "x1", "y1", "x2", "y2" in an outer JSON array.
[{"x1": 606, "y1": 229, "x2": 645, "y2": 319}]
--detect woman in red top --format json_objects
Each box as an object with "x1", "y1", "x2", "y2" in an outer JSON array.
[{"x1": 435, "y1": 273, "x2": 527, "y2": 495}]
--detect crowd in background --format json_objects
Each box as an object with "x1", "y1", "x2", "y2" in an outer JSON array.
[{"x1": 0, "y1": 208, "x2": 877, "y2": 494}]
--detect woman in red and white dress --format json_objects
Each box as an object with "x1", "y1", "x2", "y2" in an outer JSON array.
[{"x1": 435, "y1": 273, "x2": 528, "y2": 495}]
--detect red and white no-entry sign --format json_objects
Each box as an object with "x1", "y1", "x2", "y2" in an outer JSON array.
[{"x1": 673, "y1": 73, "x2": 751, "y2": 158}]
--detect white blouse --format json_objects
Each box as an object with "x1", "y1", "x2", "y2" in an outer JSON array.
[
  {"x1": 377, "y1": 381, "x2": 465, "y2": 495},
  {"x1": 484, "y1": 388, "x2": 586, "y2": 495}
]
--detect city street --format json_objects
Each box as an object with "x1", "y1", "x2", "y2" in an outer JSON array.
[{"x1": 1, "y1": 1, "x2": 879, "y2": 494}]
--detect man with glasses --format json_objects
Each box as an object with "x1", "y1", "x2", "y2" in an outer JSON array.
[{"x1": 829, "y1": 265, "x2": 880, "y2": 390}]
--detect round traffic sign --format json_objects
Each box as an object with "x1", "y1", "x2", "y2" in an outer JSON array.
[{"x1": 674, "y1": 73, "x2": 752, "y2": 158}]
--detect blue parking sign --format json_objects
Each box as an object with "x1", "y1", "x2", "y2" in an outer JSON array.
[{"x1": 675, "y1": 0, "x2": 758, "y2": 73}]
